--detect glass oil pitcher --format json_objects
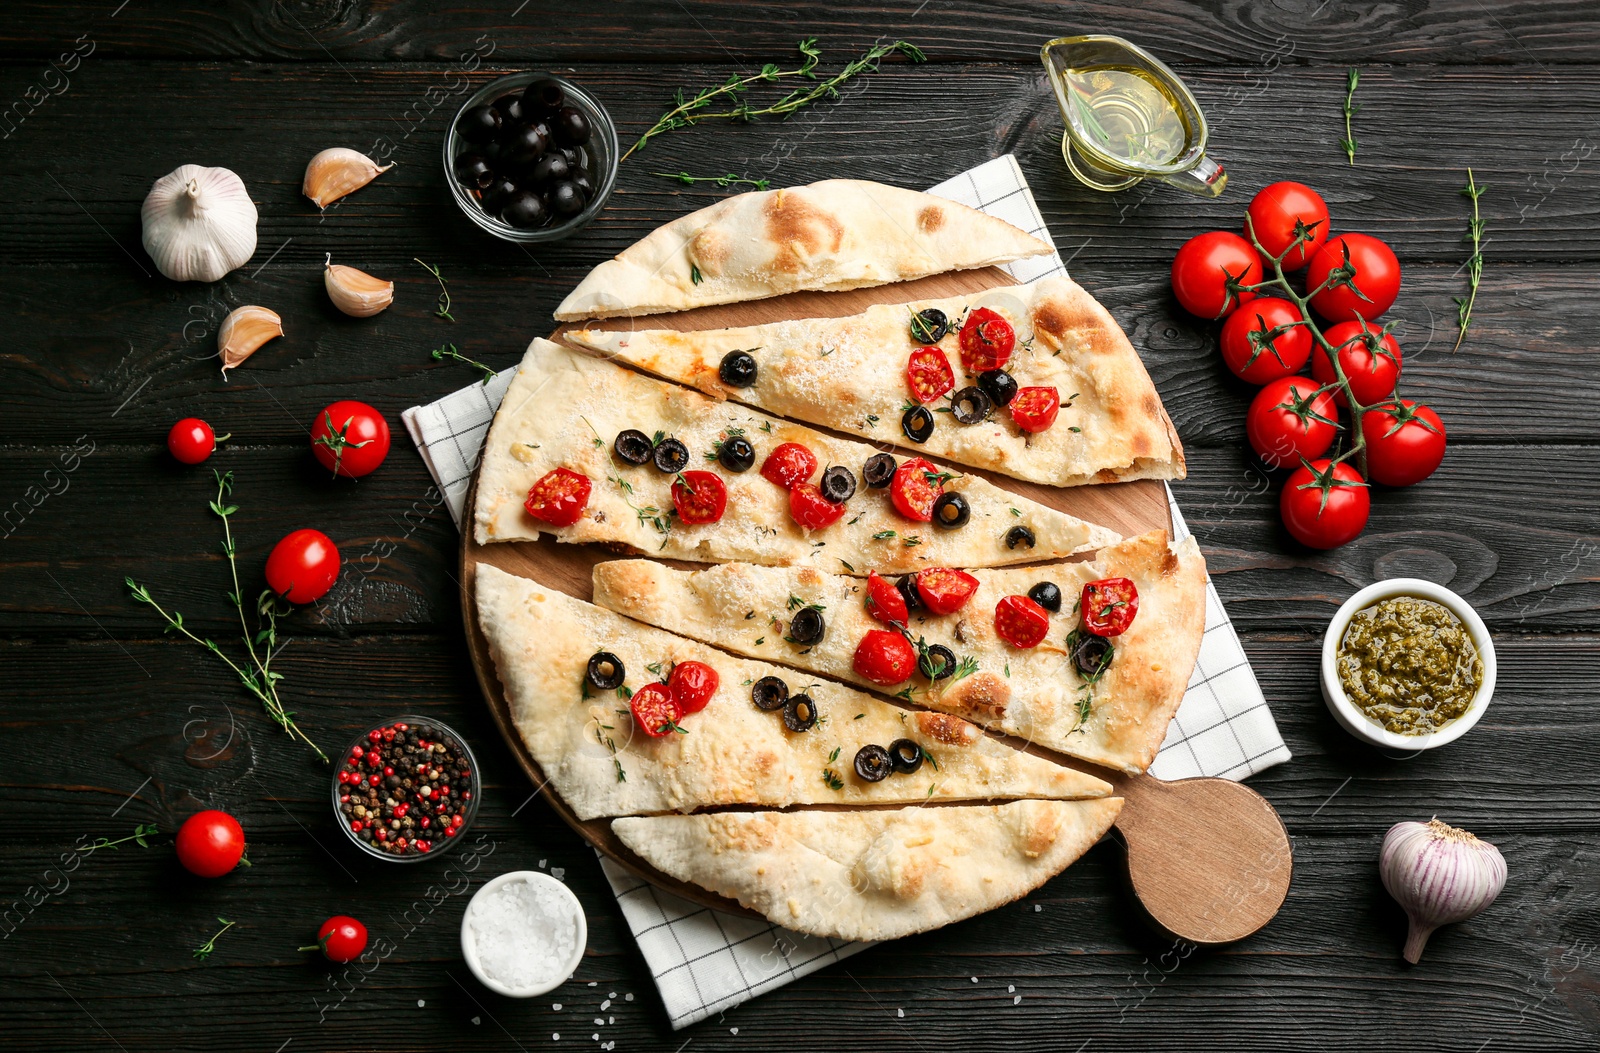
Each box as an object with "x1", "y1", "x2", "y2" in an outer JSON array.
[{"x1": 1041, "y1": 34, "x2": 1226, "y2": 197}]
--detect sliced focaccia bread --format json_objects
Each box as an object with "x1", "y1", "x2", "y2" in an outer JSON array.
[
  {"x1": 553, "y1": 179, "x2": 1051, "y2": 321},
  {"x1": 591, "y1": 531, "x2": 1206, "y2": 773},
  {"x1": 472, "y1": 339, "x2": 1119, "y2": 573},
  {"x1": 612, "y1": 798, "x2": 1124, "y2": 941},
  {"x1": 563, "y1": 275, "x2": 1184, "y2": 488},
  {"x1": 475, "y1": 564, "x2": 1110, "y2": 821}
]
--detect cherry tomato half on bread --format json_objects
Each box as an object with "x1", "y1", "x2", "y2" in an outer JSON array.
[
  {"x1": 789, "y1": 483, "x2": 847, "y2": 530},
  {"x1": 629, "y1": 682, "x2": 683, "y2": 737},
  {"x1": 889, "y1": 457, "x2": 942, "y2": 522},
  {"x1": 310, "y1": 400, "x2": 391, "y2": 479},
  {"x1": 1307, "y1": 233, "x2": 1401, "y2": 323},
  {"x1": 1010, "y1": 386, "x2": 1061, "y2": 433},
  {"x1": 994, "y1": 595, "x2": 1051, "y2": 648},
  {"x1": 852, "y1": 629, "x2": 917, "y2": 685},
  {"x1": 1171, "y1": 231, "x2": 1262, "y2": 319},
  {"x1": 265, "y1": 529, "x2": 340, "y2": 604},
  {"x1": 667, "y1": 660, "x2": 720, "y2": 715},
  {"x1": 1362, "y1": 400, "x2": 1447, "y2": 487},
  {"x1": 866, "y1": 571, "x2": 909, "y2": 624},
  {"x1": 1246, "y1": 376, "x2": 1338, "y2": 470},
  {"x1": 671, "y1": 470, "x2": 727, "y2": 525},
  {"x1": 1280, "y1": 458, "x2": 1370, "y2": 549},
  {"x1": 906, "y1": 347, "x2": 955, "y2": 404},
  {"x1": 175, "y1": 810, "x2": 246, "y2": 878},
  {"x1": 958, "y1": 308, "x2": 1016, "y2": 373},
  {"x1": 760, "y1": 442, "x2": 816, "y2": 489},
  {"x1": 916, "y1": 567, "x2": 979, "y2": 615},
  {"x1": 168, "y1": 418, "x2": 221, "y2": 464},
  {"x1": 1246, "y1": 181, "x2": 1330, "y2": 270},
  {"x1": 300, "y1": 916, "x2": 368, "y2": 964},
  {"x1": 524, "y1": 467, "x2": 591, "y2": 527},
  {"x1": 1219, "y1": 297, "x2": 1312, "y2": 385},
  {"x1": 1081, "y1": 577, "x2": 1139, "y2": 637},
  {"x1": 1313, "y1": 320, "x2": 1402, "y2": 407}
]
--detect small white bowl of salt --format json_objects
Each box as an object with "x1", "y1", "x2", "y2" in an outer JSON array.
[{"x1": 461, "y1": 870, "x2": 587, "y2": 997}]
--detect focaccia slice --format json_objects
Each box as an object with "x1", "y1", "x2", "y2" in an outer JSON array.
[
  {"x1": 612, "y1": 798, "x2": 1124, "y2": 941},
  {"x1": 592, "y1": 531, "x2": 1206, "y2": 773},
  {"x1": 553, "y1": 179, "x2": 1051, "y2": 321},
  {"x1": 565, "y1": 275, "x2": 1184, "y2": 487},
  {"x1": 473, "y1": 339, "x2": 1119, "y2": 572},
  {"x1": 475, "y1": 564, "x2": 1110, "y2": 820}
]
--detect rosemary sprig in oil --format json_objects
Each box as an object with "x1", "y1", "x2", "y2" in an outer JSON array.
[
  {"x1": 1339, "y1": 67, "x2": 1360, "y2": 165},
  {"x1": 1453, "y1": 168, "x2": 1487, "y2": 352}
]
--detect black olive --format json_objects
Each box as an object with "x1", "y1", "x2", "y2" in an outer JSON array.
[
  {"x1": 458, "y1": 105, "x2": 502, "y2": 143},
  {"x1": 918, "y1": 643, "x2": 956, "y2": 680},
  {"x1": 652, "y1": 438, "x2": 690, "y2": 474},
  {"x1": 585, "y1": 651, "x2": 625, "y2": 691},
  {"x1": 560, "y1": 145, "x2": 590, "y2": 172},
  {"x1": 978, "y1": 369, "x2": 1019, "y2": 408},
  {"x1": 529, "y1": 151, "x2": 569, "y2": 186},
  {"x1": 950, "y1": 386, "x2": 994, "y2": 425},
  {"x1": 862, "y1": 453, "x2": 897, "y2": 489},
  {"x1": 505, "y1": 124, "x2": 550, "y2": 169},
  {"x1": 902, "y1": 405, "x2": 935, "y2": 444},
  {"x1": 500, "y1": 190, "x2": 547, "y2": 228},
  {"x1": 1006, "y1": 525, "x2": 1037, "y2": 550},
  {"x1": 717, "y1": 436, "x2": 755, "y2": 473},
  {"x1": 751, "y1": 675, "x2": 789, "y2": 711},
  {"x1": 570, "y1": 171, "x2": 595, "y2": 199},
  {"x1": 719, "y1": 350, "x2": 758, "y2": 387},
  {"x1": 454, "y1": 152, "x2": 495, "y2": 190},
  {"x1": 613, "y1": 429, "x2": 654, "y2": 466},
  {"x1": 782, "y1": 693, "x2": 819, "y2": 732},
  {"x1": 1070, "y1": 632, "x2": 1115, "y2": 678},
  {"x1": 787, "y1": 606, "x2": 826, "y2": 645},
  {"x1": 887, "y1": 738, "x2": 925, "y2": 774},
  {"x1": 553, "y1": 105, "x2": 592, "y2": 146},
  {"x1": 896, "y1": 574, "x2": 922, "y2": 613},
  {"x1": 910, "y1": 308, "x2": 949, "y2": 344},
  {"x1": 932, "y1": 492, "x2": 970, "y2": 529},
  {"x1": 491, "y1": 93, "x2": 526, "y2": 124},
  {"x1": 1028, "y1": 581, "x2": 1063, "y2": 612},
  {"x1": 549, "y1": 180, "x2": 586, "y2": 217},
  {"x1": 854, "y1": 744, "x2": 894, "y2": 782},
  {"x1": 522, "y1": 77, "x2": 566, "y2": 115},
  {"x1": 481, "y1": 176, "x2": 519, "y2": 214},
  {"x1": 819, "y1": 466, "x2": 856, "y2": 504}
]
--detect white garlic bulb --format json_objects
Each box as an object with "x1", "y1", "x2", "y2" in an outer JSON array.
[
  {"x1": 323, "y1": 254, "x2": 394, "y2": 317},
  {"x1": 302, "y1": 148, "x2": 393, "y2": 209},
  {"x1": 141, "y1": 164, "x2": 258, "y2": 282}
]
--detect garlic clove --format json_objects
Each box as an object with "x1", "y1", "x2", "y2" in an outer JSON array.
[
  {"x1": 302, "y1": 148, "x2": 394, "y2": 209},
  {"x1": 324, "y1": 254, "x2": 394, "y2": 318},
  {"x1": 141, "y1": 164, "x2": 259, "y2": 282},
  {"x1": 1379, "y1": 817, "x2": 1507, "y2": 964},
  {"x1": 217, "y1": 305, "x2": 284, "y2": 377}
]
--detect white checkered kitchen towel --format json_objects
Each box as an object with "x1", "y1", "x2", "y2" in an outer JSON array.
[{"x1": 404, "y1": 155, "x2": 1291, "y2": 1028}]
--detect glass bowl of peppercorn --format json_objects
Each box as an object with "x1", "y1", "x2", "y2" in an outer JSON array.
[{"x1": 332, "y1": 716, "x2": 481, "y2": 862}]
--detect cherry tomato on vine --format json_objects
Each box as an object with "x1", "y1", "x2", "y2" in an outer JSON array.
[
  {"x1": 1307, "y1": 233, "x2": 1401, "y2": 323},
  {"x1": 865, "y1": 570, "x2": 909, "y2": 624},
  {"x1": 630, "y1": 682, "x2": 684, "y2": 737},
  {"x1": 1280, "y1": 458, "x2": 1370, "y2": 549},
  {"x1": 760, "y1": 442, "x2": 816, "y2": 489},
  {"x1": 310, "y1": 400, "x2": 390, "y2": 479},
  {"x1": 175, "y1": 810, "x2": 246, "y2": 878},
  {"x1": 915, "y1": 567, "x2": 979, "y2": 615},
  {"x1": 1081, "y1": 577, "x2": 1140, "y2": 637},
  {"x1": 1010, "y1": 386, "x2": 1061, "y2": 433},
  {"x1": 168, "y1": 418, "x2": 223, "y2": 464},
  {"x1": 300, "y1": 916, "x2": 368, "y2": 964},
  {"x1": 852, "y1": 629, "x2": 917, "y2": 685},
  {"x1": 789, "y1": 483, "x2": 847, "y2": 530},
  {"x1": 958, "y1": 308, "x2": 1016, "y2": 373},
  {"x1": 1361, "y1": 399, "x2": 1447, "y2": 487},
  {"x1": 889, "y1": 457, "x2": 942, "y2": 522},
  {"x1": 1313, "y1": 320, "x2": 1402, "y2": 407},
  {"x1": 1246, "y1": 377, "x2": 1338, "y2": 470},
  {"x1": 671, "y1": 470, "x2": 727, "y2": 525},
  {"x1": 1171, "y1": 231, "x2": 1263, "y2": 319},
  {"x1": 667, "y1": 660, "x2": 720, "y2": 715},
  {"x1": 266, "y1": 529, "x2": 340, "y2": 603},
  {"x1": 1245, "y1": 182, "x2": 1330, "y2": 270},
  {"x1": 523, "y1": 467, "x2": 591, "y2": 527},
  {"x1": 994, "y1": 595, "x2": 1051, "y2": 649},
  {"x1": 1219, "y1": 297, "x2": 1312, "y2": 385},
  {"x1": 905, "y1": 347, "x2": 955, "y2": 404}
]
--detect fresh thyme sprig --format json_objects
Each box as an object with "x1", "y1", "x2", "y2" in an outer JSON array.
[
  {"x1": 76, "y1": 823, "x2": 159, "y2": 852},
  {"x1": 622, "y1": 38, "x2": 926, "y2": 161},
  {"x1": 413, "y1": 257, "x2": 454, "y2": 321},
  {"x1": 1453, "y1": 168, "x2": 1487, "y2": 352},
  {"x1": 193, "y1": 917, "x2": 235, "y2": 961},
  {"x1": 431, "y1": 343, "x2": 498, "y2": 384},
  {"x1": 1339, "y1": 67, "x2": 1360, "y2": 165},
  {"x1": 652, "y1": 171, "x2": 772, "y2": 191}
]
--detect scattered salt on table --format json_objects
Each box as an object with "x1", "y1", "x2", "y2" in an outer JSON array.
[{"x1": 467, "y1": 878, "x2": 579, "y2": 991}]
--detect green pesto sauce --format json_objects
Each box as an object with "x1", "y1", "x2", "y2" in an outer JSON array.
[{"x1": 1337, "y1": 596, "x2": 1482, "y2": 735}]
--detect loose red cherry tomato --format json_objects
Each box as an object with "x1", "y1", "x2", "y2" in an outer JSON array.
[
  {"x1": 1010, "y1": 386, "x2": 1060, "y2": 433},
  {"x1": 1246, "y1": 181, "x2": 1330, "y2": 270},
  {"x1": 994, "y1": 595, "x2": 1051, "y2": 648},
  {"x1": 865, "y1": 571, "x2": 909, "y2": 624},
  {"x1": 889, "y1": 457, "x2": 942, "y2": 522},
  {"x1": 524, "y1": 467, "x2": 591, "y2": 527},
  {"x1": 789, "y1": 483, "x2": 846, "y2": 530},
  {"x1": 1171, "y1": 231, "x2": 1262, "y2": 319},
  {"x1": 167, "y1": 418, "x2": 220, "y2": 464},
  {"x1": 760, "y1": 442, "x2": 817, "y2": 489},
  {"x1": 916, "y1": 567, "x2": 979, "y2": 615},
  {"x1": 630, "y1": 682, "x2": 684, "y2": 737},
  {"x1": 1307, "y1": 233, "x2": 1401, "y2": 323},
  {"x1": 1362, "y1": 399, "x2": 1447, "y2": 487},
  {"x1": 175, "y1": 810, "x2": 246, "y2": 878},
  {"x1": 310, "y1": 400, "x2": 391, "y2": 479},
  {"x1": 1219, "y1": 297, "x2": 1312, "y2": 385},
  {"x1": 671, "y1": 470, "x2": 727, "y2": 525},
  {"x1": 667, "y1": 660, "x2": 720, "y2": 715},
  {"x1": 905, "y1": 347, "x2": 955, "y2": 404},
  {"x1": 1080, "y1": 577, "x2": 1140, "y2": 637},
  {"x1": 301, "y1": 916, "x2": 368, "y2": 964},
  {"x1": 1246, "y1": 376, "x2": 1338, "y2": 470},
  {"x1": 1280, "y1": 458, "x2": 1370, "y2": 549},
  {"x1": 265, "y1": 528, "x2": 341, "y2": 604},
  {"x1": 1313, "y1": 320, "x2": 1402, "y2": 407},
  {"x1": 852, "y1": 629, "x2": 918, "y2": 685},
  {"x1": 958, "y1": 308, "x2": 1016, "y2": 373}
]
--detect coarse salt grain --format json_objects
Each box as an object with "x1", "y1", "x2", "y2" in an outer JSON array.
[{"x1": 467, "y1": 878, "x2": 579, "y2": 991}]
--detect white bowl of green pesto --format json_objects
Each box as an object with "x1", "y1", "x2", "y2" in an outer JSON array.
[{"x1": 1320, "y1": 578, "x2": 1496, "y2": 753}]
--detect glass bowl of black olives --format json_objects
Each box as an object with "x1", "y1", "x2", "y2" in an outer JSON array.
[{"x1": 444, "y1": 72, "x2": 618, "y2": 242}]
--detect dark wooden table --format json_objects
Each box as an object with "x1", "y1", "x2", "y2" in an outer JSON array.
[{"x1": 3, "y1": 3, "x2": 1597, "y2": 1050}]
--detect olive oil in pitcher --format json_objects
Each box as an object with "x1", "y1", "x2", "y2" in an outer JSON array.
[{"x1": 1063, "y1": 65, "x2": 1191, "y2": 168}]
